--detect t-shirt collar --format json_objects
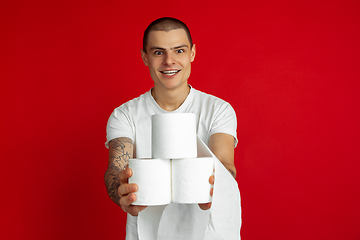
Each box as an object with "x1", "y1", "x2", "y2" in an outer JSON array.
[{"x1": 148, "y1": 85, "x2": 195, "y2": 114}]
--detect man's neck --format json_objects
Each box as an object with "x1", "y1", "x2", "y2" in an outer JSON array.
[{"x1": 151, "y1": 84, "x2": 190, "y2": 111}]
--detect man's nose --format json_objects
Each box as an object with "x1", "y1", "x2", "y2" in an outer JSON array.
[{"x1": 163, "y1": 52, "x2": 175, "y2": 65}]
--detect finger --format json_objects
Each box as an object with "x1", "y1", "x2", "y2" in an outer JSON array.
[
  {"x1": 119, "y1": 168, "x2": 132, "y2": 181},
  {"x1": 124, "y1": 205, "x2": 147, "y2": 216},
  {"x1": 118, "y1": 183, "x2": 138, "y2": 196},
  {"x1": 119, "y1": 168, "x2": 133, "y2": 184},
  {"x1": 199, "y1": 202, "x2": 212, "y2": 211},
  {"x1": 120, "y1": 195, "x2": 146, "y2": 216},
  {"x1": 131, "y1": 205, "x2": 147, "y2": 214},
  {"x1": 120, "y1": 192, "x2": 137, "y2": 207},
  {"x1": 210, "y1": 188, "x2": 214, "y2": 196},
  {"x1": 209, "y1": 175, "x2": 215, "y2": 185}
]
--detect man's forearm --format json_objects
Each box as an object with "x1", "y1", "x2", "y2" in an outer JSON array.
[
  {"x1": 208, "y1": 133, "x2": 236, "y2": 179},
  {"x1": 105, "y1": 137, "x2": 133, "y2": 206},
  {"x1": 104, "y1": 164, "x2": 121, "y2": 206}
]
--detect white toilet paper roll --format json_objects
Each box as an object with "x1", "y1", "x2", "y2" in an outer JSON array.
[
  {"x1": 152, "y1": 113, "x2": 197, "y2": 159},
  {"x1": 171, "y1": 157, "x2": 214, "y2": 204},
  {"x1": 129, "y1": 157, "x2": 213, "y2": 205},
  {"x1": 129, "y1": 159, "x2": 172, "y2": 206}
]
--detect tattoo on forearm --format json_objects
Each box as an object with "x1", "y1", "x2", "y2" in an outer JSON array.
[
  {"x1": 104, "y1": 138, "x2": 133, "y2": 205},
  {"x1": 228, "y1": 168, "x2": 236, "y2": 179},
  {"x1": 109, "y1": 138, "x2": 133, "y2": 170},
  {"x1": 105, "y1": 164, "x2": 121, "y2": 206}
]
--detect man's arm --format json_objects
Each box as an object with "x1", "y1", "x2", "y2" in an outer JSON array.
[
  {"x1": 208, "y1": 132, "x2": 236, "y2": 178},
  {"x1": 104, "y1": 137, "x2": 146, "y2": 216},
  {"x1": 104, "y1": 137, "x2": 133, "y2": 206}
]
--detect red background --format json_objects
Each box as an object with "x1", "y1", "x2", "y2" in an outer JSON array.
[{"x1": 1, "y1": 0, "x2": 359, "y2": 239}]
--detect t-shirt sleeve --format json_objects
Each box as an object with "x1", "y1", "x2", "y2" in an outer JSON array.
[
  {"x1": 105, "y1": 108, "x2": 134, "y2": 148},
  {"x1": 209, "y1": 102, "x2": 238, "y2": 148}
]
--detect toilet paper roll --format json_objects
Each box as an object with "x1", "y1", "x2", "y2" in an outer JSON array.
[
  {"x1": 152, "y1": 113, "x2": 197, "y2": 159},
  {"x1": 129, "y1": 157, "x2": 213, "y2": 205},
  {"x1": 129, "y1": 159, "x2": 172, "y2": 206},
  {"x1": 171, "y1": 157, "x2": 214, "y2": 204}
]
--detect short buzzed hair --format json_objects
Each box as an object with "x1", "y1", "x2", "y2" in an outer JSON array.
[{"x1": 142, "y1": 17, "x2": 193, "y2": 53}]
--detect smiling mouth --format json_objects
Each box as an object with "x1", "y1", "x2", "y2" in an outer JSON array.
[{"x1": 160, "y1": 69, "x2": 181, "y2": 76}]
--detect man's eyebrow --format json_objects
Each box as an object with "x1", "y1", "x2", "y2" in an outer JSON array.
[
  {"x1": 172, "y1": 45, "x2": 188, "y2": 50},
  {"x1": 150, "y1": 46, "x2": 166, "y2": 51},
  {"x1": 149, "y1": 45, "x2": 189, "y2": 51}
]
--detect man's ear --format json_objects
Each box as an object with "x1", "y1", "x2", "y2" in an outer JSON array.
[
  {"x1": 140, "y1": 49, "x2": 148, "y2": 66},
  {"x1": 190, "y1": 44, "x2": 196, "y2": 62}
]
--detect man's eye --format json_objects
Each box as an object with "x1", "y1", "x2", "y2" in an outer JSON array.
[
  {"x1": 155, "y1": 51, "x2": 163, "y2": 55},
  {"x1": 176, "y1": 49, "x2": 184, "y2": 53}
]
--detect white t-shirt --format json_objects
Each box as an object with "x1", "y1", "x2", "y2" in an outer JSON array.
[
  {"x1": 106, "y1": 87, "x2": 238, "y2": 156},
  {"x1": 105, "y1": 86, "x2": 239, "y2": 239}
]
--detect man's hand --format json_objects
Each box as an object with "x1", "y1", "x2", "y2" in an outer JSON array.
[
  {"x1": 118, "y1": 167, "x2": 147, "y2": 216},
  {"x1": 199, "y1": 174, "x2": 215, "y2": 210}
]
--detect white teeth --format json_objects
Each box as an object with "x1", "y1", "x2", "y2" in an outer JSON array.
[{"x1": 161, "y1": 70, "x2": 180, "y2": 75}]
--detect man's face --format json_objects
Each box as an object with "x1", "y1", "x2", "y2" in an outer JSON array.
[{"x1": 141, "y1": 29, "x2": 196, "y2": 91}]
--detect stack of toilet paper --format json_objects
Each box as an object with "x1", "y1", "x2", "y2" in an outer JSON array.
[{"x1": 129, "y1": 113, "x2": 214, "y2": 205}]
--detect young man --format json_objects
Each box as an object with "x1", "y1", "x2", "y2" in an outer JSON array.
[{"x1": 105, "y1": 17, "x2": 240, "y2": 239}]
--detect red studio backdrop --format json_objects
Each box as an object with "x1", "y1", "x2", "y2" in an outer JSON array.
[{"x1": 1, "y1": 0, "x2": 359, "y2": 239}]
